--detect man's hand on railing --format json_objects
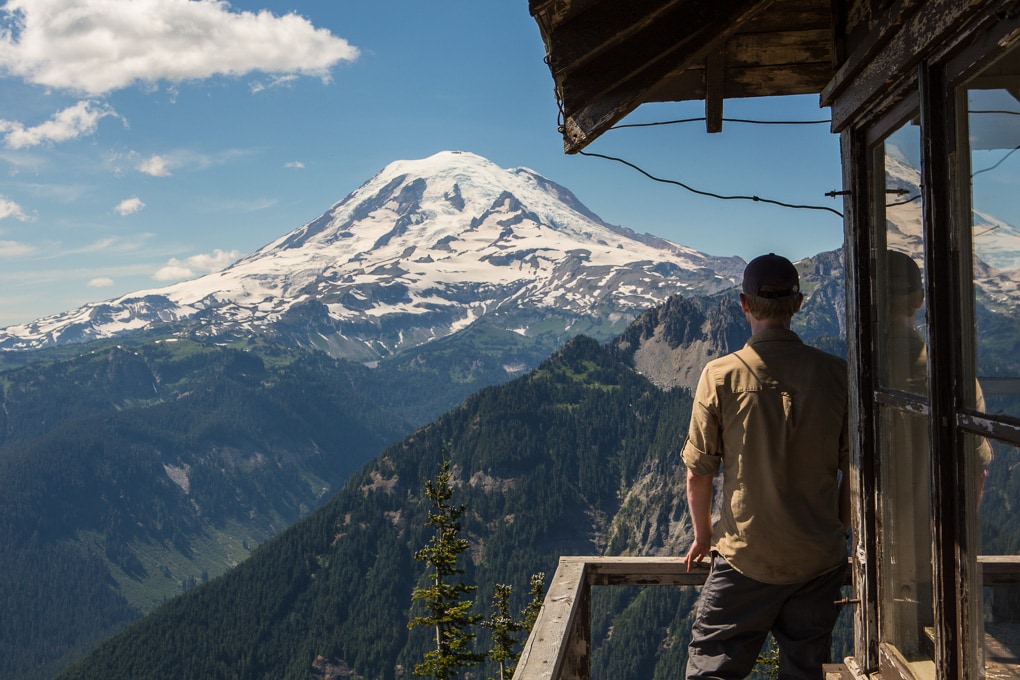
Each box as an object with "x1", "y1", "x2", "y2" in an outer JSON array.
[{"x1": 685, "y1": 539, "x2": 712, "y2": 572}]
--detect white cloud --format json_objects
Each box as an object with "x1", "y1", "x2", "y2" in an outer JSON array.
[
  {"x1": 0, "y1": 195, "x2": 32, "y2": 221},
  {"x1": 138, "y1": 155, "x2": 172, "y2": 177},
  {"x1": 88, "y1": 276, "x2": 114, "y2": 287},
  {"x1": 0, "y1": 240, "x2": 36, "y2": 256},
  {"x1": 0, "y1": 100, "x2": 118, "y2": 149},
  {"x1": 284, "y1": 161, "x2": 305, "y2": 169},
  {"x1": 153, "y1": 248, "x2": 239, "y2": 281},
  {"x1": 114, "y1": 196, "x2": 145, "y2": 215},
  {"x1": 0, "y1": 0, "x2": 360, "y2": 95}
]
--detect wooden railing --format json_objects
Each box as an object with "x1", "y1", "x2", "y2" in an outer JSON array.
[
  {"x1": 511, "y1": 557, "x2": 709, "y2": 680},
  {"x1": 512, "y1": 555, "x2": 1020, "y2": 680}
]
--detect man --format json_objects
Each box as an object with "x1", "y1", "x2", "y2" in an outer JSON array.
[{"x1": 682, "y1": 253, "x2": 850, "y2": 680}]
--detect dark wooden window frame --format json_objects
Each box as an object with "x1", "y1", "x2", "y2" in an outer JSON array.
[{"x1": 846, "y1": 10, "x2": 1020, "y2": 679}]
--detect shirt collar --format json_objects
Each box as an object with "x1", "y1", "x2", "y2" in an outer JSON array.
[{"x1": 746, "y1": 327, "x2": 802, "y2": 346}]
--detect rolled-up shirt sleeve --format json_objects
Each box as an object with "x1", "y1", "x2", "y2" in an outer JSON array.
[{"x1": 682, "y1": 366, "x2": 723, "y2": 477}]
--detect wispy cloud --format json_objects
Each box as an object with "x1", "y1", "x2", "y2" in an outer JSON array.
[
  {"x1": 153, "y1": 248, "x2": 239, "y2": 281},
  {"x1": 0, "y1": 100, "x2": 118, "y2": 149},
  {"x1": 0, "y1": 0, "x2": 360, "y2": 96},
  {"x1": 88, "y1": 276, "x2": 114, "y2": 288},
  {"x1": 137, "y1": 155, "x2": 171, "y2": 177},
  {"x1": 284, "y1": 161, "x2": 305, "y2": 169},
  {"x1": 250, "y1": 74, "x2": 299, "y2": 94},
  {"x1": 0, "y1": 240, "x2": 36, "y2": 256},
  {"x1": 62, "y1": 234, "x2": 154, "y2": 256},
  {"x1": 0, "y1": 195, "x2": 32, "y2": 221},
  {"x1": 124, "y1": 148, "x2": 255, "y2": 177},
  {"x1": 114, "y1": 196, "x2": 145, "y2": 215}
]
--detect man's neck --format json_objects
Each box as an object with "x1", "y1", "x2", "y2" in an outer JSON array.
[{"x1": 747, "y1": 315, "x2": 791, "y2": 335}]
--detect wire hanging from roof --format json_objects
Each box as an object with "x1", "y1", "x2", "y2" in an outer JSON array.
[{"x1": 578, "y1": 150, "x2": 844, "y2": 218}]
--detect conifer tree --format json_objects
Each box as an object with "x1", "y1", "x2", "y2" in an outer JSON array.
[
  {"x1": 482, "y1": 573, "x2": 546, "y2": 680},
  {"x1": 409, "y1": 459, "x2": 485, "y2": 679}
]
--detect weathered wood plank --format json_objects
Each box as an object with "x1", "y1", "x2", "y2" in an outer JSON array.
[
  {"x1": 726, "y1": 28, "x2": 832, "y2": 66},
  {"x1": 825, "y1": 0, "x2": 998, "y2": 130},
  {"x1": 979, "y1": 555, "x2": 1020, "y2": 585},
  {"x1": 645, "y1": 62, "x2": 831, "y2": 102},
  {"x1": 512, "y1": 558, "x2": 587, "y2": 680},
  {"x1": 542, "y1": 0, "x2": 682, "y2": 78}
]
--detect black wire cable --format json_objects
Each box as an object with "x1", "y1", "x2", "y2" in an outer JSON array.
[
  {"x1": 590, "y1": 109, "x2": 1013, "y2": 217},
  {"x1": 973, "y1": 144, "x2": 1020, "y2": 177},
  {"x1": 578, "y1": 150, "x2": 844, "y2": 218},
  {"x1": 610, "y1": 117, "x2": 831, "y2": 129},
  {"x1": 886, "y1": 194, "x2": 921, "y2": 208}
]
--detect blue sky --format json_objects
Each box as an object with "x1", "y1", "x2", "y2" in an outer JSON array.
[{"x1": 0, "y1": 0, "x2": 844, "y2": 328}]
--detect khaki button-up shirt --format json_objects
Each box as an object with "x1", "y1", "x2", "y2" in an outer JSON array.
[{"x1": 681, "y1": 328, "x2": 849, "y2": 584}]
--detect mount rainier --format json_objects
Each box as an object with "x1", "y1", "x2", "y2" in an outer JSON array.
[{"x1": 0, "y1": 151, "x2": 745, "y2": 358}]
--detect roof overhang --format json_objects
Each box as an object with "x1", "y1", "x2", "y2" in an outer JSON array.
[{"x1": 529, "y1": 0, "x2": 837, "y2": 152}]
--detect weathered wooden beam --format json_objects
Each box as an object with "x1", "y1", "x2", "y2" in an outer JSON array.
[
  {"x1": 512, "y1": 557, "x2": 711, "y2": 680},
  {"x1": 513, "y1": 558, "x2": 588, "y2": 680},
  {"x1": 823, "y1": 0, "x2": 998, "y2": 130},
  {"x1": 725, "y1": 28, "x2": 832, "y2": 66},
  {"x1": 558, "y1": 0, "x2": 775, "y2": 152},
  {"x1": 840, "y1": 125, "x2": 878, "y2": 671},
  {"x1": 583, "y1": 556, "x2": 711, "y2": 586},
  {"x1": 541, "y1": 0, "x2": 682, "y2": 78},
  {"x1": 514, "y1": 555, "x2": 1013, "y2": 680},
  {"x1": 978, "y1": 555, "x2": 1020, "y2": 585},
  {"x1": 645, "y1": 62, "x2": 832, "y2": 102},
  {"x1": 706, "y1": 50, "x2": 725, "y2": 132}
]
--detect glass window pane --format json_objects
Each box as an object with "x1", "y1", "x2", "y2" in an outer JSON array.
[
  {"x1": 958, "y1": 43, "x2": 1020, "y2": 680},
  {"x1": 964, "y1": 47, "x2": 1020, "y2": 419},
  {"x1": 876, "y1": 123, "x2": 927, "y2": 396},
  {"x1": 877, "y1": 406, "x2": 935, "y2": 671},
  {"x1": 873, "y1": 116, "x2": 936, "y2": 673},
  {"x1": 966, "y1": 433, "x2": 1020, "y2": 680}
]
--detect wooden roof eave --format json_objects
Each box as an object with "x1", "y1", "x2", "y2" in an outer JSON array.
[{"x1": 532, "y1": 0, "x2": 778, "y2": 153}]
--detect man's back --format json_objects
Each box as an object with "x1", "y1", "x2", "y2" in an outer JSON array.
[
  {"x1": 682, "y1": 253, "x2": 850, "y2": 680},
  {"x1": 683, "y1": 328, "x2": 848, "y2": 584}
]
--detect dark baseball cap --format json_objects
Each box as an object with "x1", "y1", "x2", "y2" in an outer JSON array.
[{"x1": 742, "y1": 253, "x2": 800, "y2": 299}]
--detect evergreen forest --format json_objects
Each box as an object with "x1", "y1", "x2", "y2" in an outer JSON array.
[{"x1": 55, "y1": 335, "x2": 705, "y2": 679}]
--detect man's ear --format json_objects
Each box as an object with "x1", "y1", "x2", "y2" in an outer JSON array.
[
  {"x1": 793, "y1": 293, "x2": 804, "y2": 313},
  {"x1": 739, "y1": 293, "x2": 749, "y2": 312}
]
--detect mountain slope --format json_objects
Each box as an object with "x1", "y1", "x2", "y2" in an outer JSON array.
[
  {"x1": 55, "y1": 282, "x2": 1020, "y2": 680},
  {"x1": 0, "y1": 151, "x2": 744, "y2": 358},
  {"x1": 0, "y1": 341, "x2": 412, "y2": 680},
  {"x1": 55, "y1": 334, "x2": 699, "y2": 680},
  {"x1": 0, "y1": 250, "x2": 849, "y2": 680}
]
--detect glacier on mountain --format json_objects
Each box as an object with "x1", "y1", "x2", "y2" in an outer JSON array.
[{"x1": 0, "y1": 151, "x2": 745, "y2": 357}]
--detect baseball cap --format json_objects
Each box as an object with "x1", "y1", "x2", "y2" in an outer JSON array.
[{"x1": 742, "y1": 253, "x2": 800, "y2": 299}]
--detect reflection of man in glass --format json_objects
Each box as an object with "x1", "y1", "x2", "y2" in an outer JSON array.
[
  {"x1": 880, "y1": 251, "x2": 993, "y2": 659},
  {"x1": 880, "y1": 250, "x2": 933, "y2": 658},
  {"x1": 882, "y1": 250, "x2": 927, "y2": 394}
]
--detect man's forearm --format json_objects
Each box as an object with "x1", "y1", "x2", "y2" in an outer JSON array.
[{"x1": 686, "y1": 469, "x2": 714, "y2": 543}]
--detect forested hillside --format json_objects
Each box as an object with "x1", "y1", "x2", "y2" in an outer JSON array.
[
  {"x1": 0, "y1": 340, "x2": 413, "y2": 680},
  {"x1": 56, "y1": 335, "x2": 698, "y2": 679}
]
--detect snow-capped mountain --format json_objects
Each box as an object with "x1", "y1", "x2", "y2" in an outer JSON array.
[
  {"x1": 0, "y1": 151, "x2": 745, "y2": 357},
  {"x1": 884, "y1": 149, "x2": 1020, "y2": 316}
]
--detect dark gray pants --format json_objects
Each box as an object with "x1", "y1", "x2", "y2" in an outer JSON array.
[{"x1": 686, "y1": 553, "x2": 846, "y2": 680}]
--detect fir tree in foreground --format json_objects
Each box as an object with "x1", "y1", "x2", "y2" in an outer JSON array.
[
  {"x1": 408, "y1": 458, "x2": 546, "y2": 680},
  {"x1": 408, "y1": 458, "x2": 486, "y2": 679}
]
